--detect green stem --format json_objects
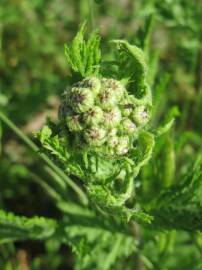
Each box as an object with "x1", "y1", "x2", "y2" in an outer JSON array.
[
  {"x1": 30, "y1": 172, "x2": 62, "y2": 202},
  {"x1": 44, "y1": 165, "x2": 67, "y2": 190},
  {"x1": 0, "y1": 110, "x2": 88, "y2": 206}
]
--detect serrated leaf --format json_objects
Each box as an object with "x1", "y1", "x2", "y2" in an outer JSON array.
[
  {"x1": 0, "y1": 210, "x2": 57, "y2": 243},
  {"x1": 39, "y1": 125, "x2": 52, "y2": 143},
  {"x1": 64, "y1": 22, "x2": 101, "y2": 78}
]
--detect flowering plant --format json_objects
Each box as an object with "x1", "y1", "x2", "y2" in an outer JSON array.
[
  {"x1": 35, "y1": 23, "x2": 155, "y2": 222},
  {"x1": 1, "y1": 21, "x2": 202, "y2": 270}
]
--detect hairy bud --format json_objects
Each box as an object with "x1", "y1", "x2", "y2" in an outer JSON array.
[
  {"x1": 66, "y1": 114, "x2": 83, "y2": 132},
  {"x1": 132, "y1": 105, "x2": 149, "y2": 126},
  {"x1": 122, "y1": 119, "x2": 137, "y2": 134},
  {"x1": 115, "y1": 136, "x2": 129, "y2": 155},
  {"x1": 82, "y1": 77, "x2": 101, "y2": 95},
  {"x1": 84, "y1": 127, "x2": 106, "y2": 146},
  {"x1": 84, "y1": 106, "x2": 103, "y2": 126},
  {"x1": 101, "y1": 78, "x2": 125, "y2": 101},
  {"x1": 59, "y1": 76, "x2": 151, "y2": 156},
  {"x1": 70, "y1": 87, "x2": 94, "y2": 113},
  {"x1": 121, "y1": 103, "x2": 134, "y2": 117},
  {"x1": 103, "y1": 107, "x2": 121, "y2": 128},
  {"x1": 99, "y1": 89, "x2": 117, "y2": 110}
]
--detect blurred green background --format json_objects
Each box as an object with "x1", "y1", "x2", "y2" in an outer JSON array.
[{"x1": 0, "y1": 0, "x2": 202, "y2": 269}]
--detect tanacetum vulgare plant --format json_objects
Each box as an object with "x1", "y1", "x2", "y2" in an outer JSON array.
[
  {"x1": 36, "y1": 23, "x2": 154, "y2": 221},
  {"x1": 1, "y1": 22, "x2": 202, "y2": 270}
]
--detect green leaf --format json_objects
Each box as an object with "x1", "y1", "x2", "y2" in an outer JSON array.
[
  {"x1": 153, "y1": 106, "x2": 180, "y2": 136},
  {"x1": 154, "y1": 118, "x2": 175, "y2": 137},
  {"x1": 38, "y1": 125, "x2": 52, "y2": 144},
  {"x1": 112, "y1": 40, "x2": 149, "y2": 98},
  {"x1": 112, "y1": 39, "x2": 147, "y2": 77},
  {"x1": 0, "y1": 210, "x2": 57, "y2": 243},
  {"x1": 57, "y1": 201, "x2": 94, "y2": 217},
  {"x1": 35, "y1": 127, "x2": 70, "y2": 163},
  {"x1": 151, "y1": 155, "x2": 202, "y2": 231},
  {"x1": 60, "y1": 211, "x2": 136, "y2": 270},
  {"x1": 132, "y1": 131, "x2": 155, "y2": 176},
  {"x1": 64, "y1": 22, "x2": 101, "y2": 78}
]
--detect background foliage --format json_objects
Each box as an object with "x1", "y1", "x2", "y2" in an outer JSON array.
[{"x1": 0, "y1": 0, "x2": 202, "y2": 269}]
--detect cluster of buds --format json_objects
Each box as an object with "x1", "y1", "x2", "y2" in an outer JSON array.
[{"x1": 59, "y1": 77, "x2": 151, "y2": 156}]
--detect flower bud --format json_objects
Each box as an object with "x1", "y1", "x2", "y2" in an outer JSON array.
[
  {"x1": 66, "y1": 114, "x2": 83, "y2": 132},
  {"x1": 84, "y1": 106, "x2": 104, "y2": 126},
  {"x1": 115, "y1": 136, "x2": 129, "y2": 155},
  {"x1": 122, "y1": 119, "x2": 137, "y2": 134},
  {"x1": 58, "y1": 76, "x2": 152, "y2": 157},
  {"x1": 132, "y1": 105, "x2": 149, "y2": 126},
  {"x1": 70, "y1": 87, "x2": 94, "y2": 113},
  {"x1": 108, "y1": 135, "x2": 119, "y2": 148},
  {"x1": 103, "y1": 107, "x2": 121, "y2": 128},
  {"x1": 58, "y1": 102, "x2": 72, "y2": 121},
  {"x1": 121, "y1": 103, "x2": 134, "y2": 117},
  {"x1": 99, "y1": 89, "x2": 117, "y2": 110},
  {"x1": 84, "y1": 127, "x2": 106, "y2": 146},
  {"x1": 102, "y1": 78, "x2": 125, "y2": 101},
  {"x1": 108, "y1": 128, "x2": 117, "y2": 137},
  {"x1": 82, "y1": 77, "x2": 101, "y2": 95}
]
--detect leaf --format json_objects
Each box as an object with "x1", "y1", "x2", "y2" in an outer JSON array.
[
  {"x1": 102, "y1": 235, "x2": 123, "y2": 270},
  {"x1": 151, "y1": 155, "x2": 202, "y2": 231},
  {"x1": 35, "y1": 127, "x2": 70, "y2": 163},
  {"x1": 87, "y1": 181, "x2": 153, "y2": 225},
  {"x1": 154, "y1": 118, "x2": 175, "y2": 137},
  {"x1": 38, "y1": 125, "x2": 52, "y2": 143},
  {"x1": 137, "y1": 14, "x2": 156, "y2": 52},
  {"x1": 64, "y1": 22, "x2": 101, "y2": 78},
  {"x1": 57, "y1": 201, "x2": 94, "y2": 218},
  {"x1": 0, "y1": 210, "x2": 57, "y2": 243},
  {"x1": 60, "y1": 210, "x2": 136, "y2": 270},
  {"x1": 132, "y1": 131, "x2": 155, "y2": 176},
  {"x1": 153, "y1": 106, "x2": 180, "y2": 136},
  {"x1": 112, "y1": 39, "x2": 147, "y2": 78},
  {"x1": 112, "y1": 40, "x2": 148, "y2": 93}
]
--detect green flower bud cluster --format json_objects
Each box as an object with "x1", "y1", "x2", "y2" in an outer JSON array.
[{"x1": 59, "y1": 77, "x2": 151, "y2": 156}]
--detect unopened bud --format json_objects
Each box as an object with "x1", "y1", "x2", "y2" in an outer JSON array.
[
  {"x1": 115, "y1": 136, "x2": 129, "y2": 155},
  {"x1": 122, "y1": 103, "x2": 134, "y2": 117},
  {"x1": 70, "y1": 87, "x2": 94, "y2": 113},
  {"x1": 108, "y1": 135, "x2": 119, "y2": 148},
  {"x1": 108, "y1": 128, "x2": 117, "y2": 137},
  {"x1": 132, "y1": 105, "x2": 149, "y2": 126},
  {"x1": 84, "y1": 127, "x2": 106, "y2": 146},
  {"x1": 102, "y1": 78, "x2": 125, "y2": 101},
  {"x1": 84, "y1": 106, "x2": 104, "y2": 126},
  {"x1": 66, "y1": 114, "x2": 83, "y2": 132},
  {"x1": 103, "y1": 107, "x2": 121, "y2": 128},
  {"x1": 83, "y1": 77, "x2": 101, "y2": 95},
  {"x1": 99, "y1": 89, "x2": 117, "y2": 110},
  {"x1": 58, "y1": 102, "x2": 72, "y2": 121},
  {"x1": 122, "y1": 119, "x2": 137, "y2": 134}
]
